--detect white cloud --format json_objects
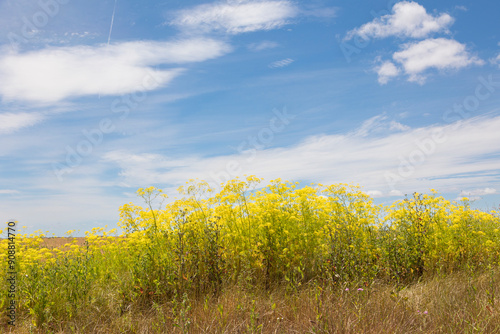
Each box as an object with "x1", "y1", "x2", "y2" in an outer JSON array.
[
  {"x1": 459, "y1": 188, "x2": 497, "y2": 197},
  {"x1": 301, "y1": 6, "x2": 337, "y2": 18},
  {"x1": 248, "y1": 40, "x2": 279, "y2": 52},
  {"x1": 376, "y1": 61, "x2": 400, "y2": 84},
  {"x1": 365, "y1": 190, "x2": 383, "y2": 198},
  {"x1": 456, "y1": 195, "x2": 481, "y2": 202},
  {"x1": 0, "y1": 189, "x2": 20, "y2": 194},
  {"x1": 353, "y1": 114, "x2": 409, "y2": 137},
  {"x1": 346, "y1": 1, "x2": 454, "y2": 40},
  {"x1": 345, "y1": 3, "x2": 481, "y2": 85},
  {"x1": 268, "y1": 58, "x2": 294, "y2": 68},
  {"x1": 388, "y1": 38, "x2": 483, "y2": 83},
  {"x1": 0, "y1": 38, "x2": 232, "y2": 103},
  {"x1": 0, "y1": 112, "x2": 45, "y2": 134},
  {"x1": 103, "y1": 114, "x2": 500, "y2": 197},
  {"x1": 389, "y1": 121, "x2": 410, "y2": 131},
  {"x1": 171, "y1": 0, "x2": 298, "y2": 34},
  {"x1": 353, "y1": 114, "x2": 387, "y2": 137},
  {"x1": 491, "y1": 53, "x2": 500, "y2": 66},
  {"x1": 389, "y1": 190, "x2": 404, "y2": 197}
]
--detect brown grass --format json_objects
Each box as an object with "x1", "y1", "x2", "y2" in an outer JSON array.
[
  {"x1": 37, "y1": 236, "x2": 123, "y2": 251},
  {"x1": 39, "y1": 237, "x2": 87, "y2": 249}
]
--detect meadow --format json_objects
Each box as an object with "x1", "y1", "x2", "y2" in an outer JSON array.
[{"x1": 2, "y1": 176, "x2": 500, "y2": 333}]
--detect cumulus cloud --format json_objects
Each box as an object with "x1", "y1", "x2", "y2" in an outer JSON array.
[
  {"x1": 392, "y1": 38, "x2": 484, "y2": 83},
  {"x1": 0, "y1": 112, "x2": 45, "y2": 134},
  {"x1": 375, "y1": 38, "x2": 484, "y2": 84},
  {"x1": 344, "y1": 2, "x2": 479, "y2": 85},
  {"x1": 376, "y1": 61, "x2": 400, "y2": 84},
  {"x1": 345, "y1": 1, "x2": 454, "y2": 40},
  {"x1": 0, "y1": 38, "x2": 232, "y2": 103},
  {"x1": 268, "y1": 58, "x2": 294, "y2": 68},
  {"x1": 170, "y1": 0, "x2": 298, "y2": 34}
]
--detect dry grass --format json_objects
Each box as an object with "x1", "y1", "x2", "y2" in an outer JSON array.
[
  {"x1": 39, "y1": 237, "x2": 87, "y2": 249},
  {"x1": 35, "y1": 237, "x2": 123, "y2": 252},
  {"x1": 4, "y1": 268, "x2": 500, "y2": 334}
]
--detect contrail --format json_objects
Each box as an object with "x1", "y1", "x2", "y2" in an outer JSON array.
[
  {"x1": 107, "y1": 0, "x2": 118, "y2": 45},
  {"x1": 100, "y1": 0, "x2": 118, "y2": 99}
]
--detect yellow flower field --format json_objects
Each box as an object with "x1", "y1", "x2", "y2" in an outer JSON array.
[{"x1": 1, "y1": 176, "x2": 499, "y2": 332}]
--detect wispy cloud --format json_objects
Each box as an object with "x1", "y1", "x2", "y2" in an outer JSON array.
[
  {"x1": 170, "y1": 0, "x2": 298, "y2": 34},
  {"x1": 376, "y1": 38, "x2": 484, "y2": 84},
  {"x1": 0, "y1": 38, "x2": 231, "y2": 103},
  {"x1": 345, "y1": 1, "x2": 454, "y2": 40},
  {"x1": 491, "y1": 53, "x2": 500, "y2": 67},
  {"x1": 301, "y1": 5, "x2": 337, "y2": 18},
  {"x1": 389, "y1": 120, "x2": 411, "y2": 131},
  {"x1": 353, "y1": 114, "x2": 409, "y2": 137},
  {"x1": 248, "y1": 40, "x2": 279, "y2": 52},
  {"x1": 0, "y1": 112, "x2": 45, "y2": 134},
  {"x1": 269, "y1": 58, "x2": 294, "y2": 68},
  {"x1": 103, "y1": 114, "x2": 500, "y2": 196},
  {"x1": 0, "y1": 189, "x2": 20, "y2": 194},
  {"x1": 459, "y1": 188, "x2": 497, "y2": 197}
]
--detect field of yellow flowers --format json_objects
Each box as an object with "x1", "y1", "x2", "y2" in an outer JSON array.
[{"x1": 2, "y1": 176, "x2": 500, "y2": 333}]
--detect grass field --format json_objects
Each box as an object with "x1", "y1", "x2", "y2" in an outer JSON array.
[{"x1": 1, "y1": 177, "x2": 500, "y2": 333}]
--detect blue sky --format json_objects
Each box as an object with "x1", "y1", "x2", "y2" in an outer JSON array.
[{"x1": 1, "y1": 0, "x2": 500, "y2": 236}]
